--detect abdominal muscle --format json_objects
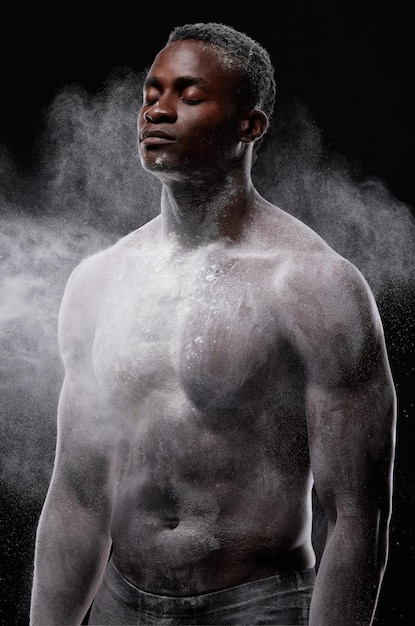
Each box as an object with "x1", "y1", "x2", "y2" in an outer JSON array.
[{"x1": 109, "y1": 389, "x2": 315, "y2": 596}]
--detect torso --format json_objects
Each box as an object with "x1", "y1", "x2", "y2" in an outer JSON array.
[{"x1": 91, "y1": 210, "x2": 323, "y2": 594}]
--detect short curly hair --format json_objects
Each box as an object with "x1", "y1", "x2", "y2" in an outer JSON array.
[{"x1": 166, "y1": 23, "x2": 276, "y2": 129}]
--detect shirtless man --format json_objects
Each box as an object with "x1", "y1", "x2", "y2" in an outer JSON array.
[{"x1": 30, "y1": 22, "x2": 396, "y2": 626}]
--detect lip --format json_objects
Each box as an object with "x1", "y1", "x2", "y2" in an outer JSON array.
[{"x1": 140, "y1": 129, "x2": 176, "y2": 145}]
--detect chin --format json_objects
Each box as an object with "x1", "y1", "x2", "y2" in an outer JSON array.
[{"x1": 140, "y1": 150, "x2": 176, "y2": 170}]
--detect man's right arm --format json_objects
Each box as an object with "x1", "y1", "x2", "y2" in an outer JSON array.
[{"x1": 30, "y1": 255, "x2": 124, "y2": 625}]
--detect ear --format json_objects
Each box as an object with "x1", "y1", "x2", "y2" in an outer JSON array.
[{"x1": 239, "y1": 108, "x2": 268, "y2": 144}]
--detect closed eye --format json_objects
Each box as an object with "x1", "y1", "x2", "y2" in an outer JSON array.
[{"x1": 181, "y1": 98, "x2": 203, "y2": 105}]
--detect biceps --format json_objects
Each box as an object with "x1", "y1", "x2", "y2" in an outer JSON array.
[
  {"x1": 306, "y1": 377, "x2": 396, "y2": 517},
  {"x1": 53, "y1": 375, "x2": 125, "y2": 512}
]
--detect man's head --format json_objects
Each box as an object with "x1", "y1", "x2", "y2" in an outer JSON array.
[
  {"x1": 138, "y1": 23, "x2": 276, "y2": 180},
  {"x1": 166, "y1": 23, "x2": 276, "y2": 128}
]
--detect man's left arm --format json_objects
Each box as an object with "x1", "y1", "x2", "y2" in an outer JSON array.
[{"x1": 303, "y1": 260, "x2": 396, "y2": 626}]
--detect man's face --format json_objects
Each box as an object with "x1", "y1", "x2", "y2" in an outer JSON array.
[{"x1": 137, "y1": 39, "x2": 245, "y2": 180}]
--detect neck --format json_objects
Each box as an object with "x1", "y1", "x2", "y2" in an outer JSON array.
[{"x1": 160, "y1": 168, "x2": 256, "y2": 249}]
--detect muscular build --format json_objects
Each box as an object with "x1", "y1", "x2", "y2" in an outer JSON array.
[{"x1": 30, "y1": 25, "x2": 396, "y2": 626}]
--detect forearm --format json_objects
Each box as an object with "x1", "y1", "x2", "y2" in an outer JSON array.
[
  {"x1": 309, "y1": 515, "x2": 388, "y2": 626},
  {"x1": 30, "y1": 496, "x2": 112, "y2": 625}
]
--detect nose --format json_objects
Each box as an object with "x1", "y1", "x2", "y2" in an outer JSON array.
[{"x1": 143, "y1": 95, "x2": 177, "y2": 123}]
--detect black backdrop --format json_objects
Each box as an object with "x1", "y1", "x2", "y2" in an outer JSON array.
[{"x1": 0, "y1": 1, "x2": 413, "y2": 624}]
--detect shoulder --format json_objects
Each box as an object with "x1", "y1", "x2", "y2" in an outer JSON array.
[
  {"x1": 58, "y1": 216, "x2": 162, "y2": 365},
  {"x1": 254, "y1": 200, "x2": 377, "y2": 314},
  {"x1": 286, "y1": 244, "x2": 377, "y2": 314},
  {"x1": 61, "y1": 216, "x2": 162, "y2": 308},
  {"x1": 281, "y1": 249, "x2": 385, "y2": 385},
  {"x1": 57, "y1": 247, "x2": 111, "y2": 367},
  {"x1": 254, "y1": 203, "x2": 386, "y2": 384}
]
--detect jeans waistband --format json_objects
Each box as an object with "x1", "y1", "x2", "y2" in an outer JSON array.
[{"x1": 105, "y1": 558, "x2": 316, "y2": 616}]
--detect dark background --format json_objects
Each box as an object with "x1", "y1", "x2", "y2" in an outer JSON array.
[{"x1": 0, "y1": 0, "x2": 413, "y2": 624}]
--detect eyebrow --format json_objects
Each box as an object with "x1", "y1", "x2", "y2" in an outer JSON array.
[{"x1": 143, "y1": 76, "x2": 209, "y2": 91}]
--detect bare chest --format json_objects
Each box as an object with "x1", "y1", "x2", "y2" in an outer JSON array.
[{"x1": 92, "y1": 253, "x2": 280, "y2": 412}]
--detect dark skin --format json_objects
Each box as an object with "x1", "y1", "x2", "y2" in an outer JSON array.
[{"x1": 30, "y1": 39, "x2": 396, "y2": 625}]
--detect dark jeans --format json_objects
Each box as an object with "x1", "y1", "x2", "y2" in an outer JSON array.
[{"x1": 88, "y1": 558, "x2": 315, "y2": 625}]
